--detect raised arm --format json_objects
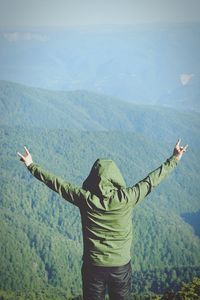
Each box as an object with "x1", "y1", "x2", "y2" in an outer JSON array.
[
  {"x1": 126, "y1": 139, "x2": 188, "y2": 206},
  {"x1": 17, "y1": 146, "x2": 85, "y2": 206}
]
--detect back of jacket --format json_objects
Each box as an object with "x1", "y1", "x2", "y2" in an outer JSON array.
[
  {"x1": 28, "y1": 156, "x2": 178, "y2": 267},
  {"x1": 81, "y1": 159, "x2": 133, "y2": 266}
]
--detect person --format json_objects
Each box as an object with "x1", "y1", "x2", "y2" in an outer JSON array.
[{"x1": 17, "y1": 139, "x2": 188, "y2": 300}]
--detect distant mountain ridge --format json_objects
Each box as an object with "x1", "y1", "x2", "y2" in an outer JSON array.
[
  {"x1": 157, "y1": 76, "x2": 200, "y2": 112},
  {"x1": 0, "y1": 23, "x2": 199, "y2": 110},
  {"x1": 0, "y1": 80, "x2": 199, "y2": 147}
]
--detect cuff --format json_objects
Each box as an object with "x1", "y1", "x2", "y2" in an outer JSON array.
[
  {"x1": 169, "y1": 155, "x2": 179, "y2": 165},
  {"x1": 27, "y1": 162, "x2": 35, "y2": 172}
]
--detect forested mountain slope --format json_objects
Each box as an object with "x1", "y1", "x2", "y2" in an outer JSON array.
[
  {"x1": 0, "y1": 81, "x2": 200, "y2": 299},
  {"x1": 0, "y1": 80, "x2": 199, "y2": 144}
]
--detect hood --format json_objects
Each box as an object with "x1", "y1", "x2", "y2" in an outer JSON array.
[{"x1": 82, "y1": 159, "x2": 126, "y2": 199}]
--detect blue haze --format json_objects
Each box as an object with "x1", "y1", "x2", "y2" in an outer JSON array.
[{"x1": 0, "y1": 23, "x2": 200, "y2": 110}]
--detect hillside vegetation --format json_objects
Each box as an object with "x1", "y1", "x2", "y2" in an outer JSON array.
[{"x1": 0, "y1": 81, "x2": 200, "y2": 299}]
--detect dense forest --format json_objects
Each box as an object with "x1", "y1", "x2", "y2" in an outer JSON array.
[
  {"x1": 0, "y1": 277, "x2": 200, "y2": 299},
  {"x1": 0, "y1": 81, "x2": 200, "y2": 299}
]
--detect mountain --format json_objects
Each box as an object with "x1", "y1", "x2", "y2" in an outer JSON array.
[
  {"x1": 0, "y1": 23, "x2": 200, "y2": 110},
  {"x1": 0, "y1": 80, "x2": 199, "y2": 146},
  {"x1": 157, "y1": 76, "x2": 200, "y2": 112},
  {"x1": 0, "y1": 81, "x2": 200, "y2": 299}
]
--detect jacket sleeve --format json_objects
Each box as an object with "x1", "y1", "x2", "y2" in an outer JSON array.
[
  {"x1": 27, "y1": 163, "x2": 85, "y2": 206},
  {"x1": 126, "y1": 155, "x2": 179, "y2": 206}
]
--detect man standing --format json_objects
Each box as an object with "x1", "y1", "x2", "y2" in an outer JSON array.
[{"x1": 18, "y1": 139, "x2": 188, "y2": 300}]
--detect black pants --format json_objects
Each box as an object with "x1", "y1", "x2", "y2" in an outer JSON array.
[{"x1": 81, "y1": 261, "x2": 132, "y2": 300}]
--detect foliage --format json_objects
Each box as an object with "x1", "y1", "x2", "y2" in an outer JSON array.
[
  {"x1": 0, "y1": 81, "x2": 200, "y2": 298},
  {"x1": 160, "y1": 277, "x2": 200, "y2": 299}
]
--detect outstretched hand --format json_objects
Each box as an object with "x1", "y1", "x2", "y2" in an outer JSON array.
[
  {"x1": 17, "y1": 146, "x2": 33, "y2": 167},
  {"x1": 173, "y1": 139, "x2": 188, "y2": 160}
]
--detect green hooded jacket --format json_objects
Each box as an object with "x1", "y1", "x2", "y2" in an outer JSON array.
[{"x1": 28, "y1": 155, "x2": 178, "y2": 267}]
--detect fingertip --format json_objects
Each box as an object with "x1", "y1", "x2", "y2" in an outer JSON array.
[
  {"x1": 17, "y1": 152, "x2": 24, "y2": 159},
  {"x1": 24, "y1": 146, "x2": 29, "y2": 153}
]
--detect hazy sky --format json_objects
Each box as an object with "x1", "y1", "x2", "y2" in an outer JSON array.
[{"x1": 0, "y1": 0, "x2": 200, "y2": 27}]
